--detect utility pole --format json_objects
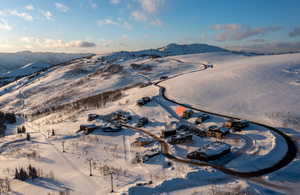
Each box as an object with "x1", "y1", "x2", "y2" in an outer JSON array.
[
  {"x1": 110, "y1": 172, "x2": 114, "y2": 193},
  {"x1": 62, "y1": 141, "x2": 65, "y2": 153},
  {"x1": 89, "y1": 159, "x2": 93, "y2": 176},
  {"x1": 123, "y1": 135, "x2": 126, "y2": 161}
]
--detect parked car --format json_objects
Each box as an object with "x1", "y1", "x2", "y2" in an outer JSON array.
[
  {"x1": 136, "y1": 97, "x2": 151, "y2": 106},
  {"x1": 87, "y1": 114, "x2": 99, "y2": 121},
  {"x1": 194, "y1": 114, "x2": 210, "y2": 124},
  {"x1": 206, "y1": 64, "x2": 213, "y2": 68},
  {"x1": 160, "y1": 76, "x2": 168, "y2": 80},
  {"x1": 136, "y1": 117, "x2": 149, "y2": 127}
]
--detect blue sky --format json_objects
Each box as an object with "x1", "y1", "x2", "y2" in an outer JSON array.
[{"x1": 0, "y1": 0, "x2": 300, "y2": 53}]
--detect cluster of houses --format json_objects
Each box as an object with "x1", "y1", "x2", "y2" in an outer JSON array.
[
  {"x1": 78, "y1": 100, "x2": 250, "y2": 163},
  {"x1": 159, "y1": 110, "x2": 250, "y2": 161},
  {"x1": 79, "y1": 110, "x2": 151, "y2": 135},
  {"x1": 162, "y1": 112, "x2": 249, "y2": 142}
]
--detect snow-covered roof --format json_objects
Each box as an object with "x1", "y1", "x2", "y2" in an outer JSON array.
[{"x1": 198, "y1": 142, "x2": 231, "y2": 157}]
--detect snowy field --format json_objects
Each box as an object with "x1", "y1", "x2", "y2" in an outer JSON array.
[{"x1": 161, "y1": 53, "x2": 300, "y2": 130}]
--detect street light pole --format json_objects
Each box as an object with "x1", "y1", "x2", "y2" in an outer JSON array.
[
  {"x1": 62, "y1": 141, "x2": 65, "y2": 153},
  {"x1": 89, "y1": 159, "x2": 93, "y2": 176},
  {"x1": 110, "y1": 172, "x2": 114, "y2": 193}
]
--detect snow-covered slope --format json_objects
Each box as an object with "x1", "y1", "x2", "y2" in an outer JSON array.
[
  {"x1": 3, "y1": 62, "x2": 52, "y2": 78},
  {"x1": 161, "y1": 53, "x2": 300, "y2": 129},
  {"x1": 0, "y1": 44, "x2": 238, "y2": 115},
  {"x1": 1, "y1": 43, "x2": 300, "y2": 129}
]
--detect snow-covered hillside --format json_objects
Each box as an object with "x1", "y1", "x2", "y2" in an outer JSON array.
[
  {"x1": 3, "y1": 62, "x2": 52, "y2": 78},
  {"x1": 1, "y1": 44, "x2": 300, "y2": 129},
  {"x1": 0, "y1": 44, "x2": 299, "y2": 195},
  {"x1": 161, "y1": 53, "x2": 300, "y2": 129},
  {"x1": 0, "y1": 44, "x2": 239, "y2": 115}
]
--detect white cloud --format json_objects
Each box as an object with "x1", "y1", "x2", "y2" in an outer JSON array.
[
  {"x1": 88, "y1": 0, "x2": 98, "y2": 9},
  {"x1": 69, "y1": 41, "x2": 96, "y2": 47},
  {"x1": 212, "y1": 24, "x2": 281, "y2": 42},
  {"x1": 289, "y1": 27, "x2": 300, "y2": 38},
  {"x1": 0, "y1": 19, "x2": 12, "y2": 30},
  {"x1": 110, "y1": 0, "x2": 121, "y2": 4},
  {"x1": 131, "y1": 11, "x2": 162, "y2": 27},
  {"x1": 138, "y1": 0, "x2": 164, "y2": 13},
  {"x1": 131, "y1": 0, "x2": 164, "y2": 26},
  {"x1": 131, "y1": 11, "x2": 147, "y2": 21},
  {"x1": 121, "y1": 34, "x2": 128, "y2": 40},
  {"x1": 41, "y1": 10, "x2": 53, "y2": 20},
  {"x1": 123, "y1": 21, "x2": 132, "y2": 30},
  {"x1": 0, "y1": 10, "x2": 33, "y2": 21},
  {"x1": 20, "y1": 37, "x2": 96, "y2": 48},
  {"x1": 229, "y1": 41, "x2": 300, "y2": 53},
  {"x1": 150, "y1": 18, "x2": 162, "y2": 26},
  {"x1": 25, "y1": 5, "x2": 34, "y2": 11},
  {"x1": 55, "y1": 3, "x2": 69, "y2": 12},
  {"x1": 97, "y1": 18, "x2": 132, "y2": 30},
  {"x1": 98, "y1": 19, "x2": 118, "y2": 25},
  {"x1": 212, "y1": 24, "x2": 241, "y2": 31}
]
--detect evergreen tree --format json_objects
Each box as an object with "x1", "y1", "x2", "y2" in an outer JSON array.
[
  {"x1": 22, "y1": 126, "x2": 26, "y2": 133},
  {"x1": 14, "y1": 168, "x2": 20, "y2": 180},
  {"x1": 26, "y1": 133, "x2": 30, "y2": 141}
]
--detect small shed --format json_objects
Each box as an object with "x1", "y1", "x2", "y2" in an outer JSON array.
[
  {"x1": 194, "y1": 114, "x2": 210, "y2": 124},
  {"x1": 187, "y1": 141, "x2": 231, "y2": 161},
  {"x1": 162, "y1": 121, "x2": 177, "y2": 138},
  {"x1": 207, "y1": 125, "x2": 229, "y2": 139},
  {"x1": 224, "y1": 119, "x2": 249, "y2": 131},
  {"x1": 167, "y1": 132, "x2": 193, "y2": 144},
  {"x1": 131, "y1": 137, "x2": 154, "y2": 147},
  {"x1": 79, "y1": 124, "x2": 98, "y2": 135},
  {"x1": 182, "y1": 110, "x2": 194, "y2": 119}
]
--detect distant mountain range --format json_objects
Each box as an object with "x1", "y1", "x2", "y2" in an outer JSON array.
[
  {"x1": 102, "y1": 43, "x2": 231, "y2": 63},
  {"x1": 0, "y1": 51, "x2": 91, "y2": 75}
]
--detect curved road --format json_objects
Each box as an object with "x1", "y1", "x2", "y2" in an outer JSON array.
[
  {"x1": 155, "y1": 83, "x2": 297, "y2": 177},
  {"x1": 129, "y1": 62, "x2": 297, "y2": 178}
]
